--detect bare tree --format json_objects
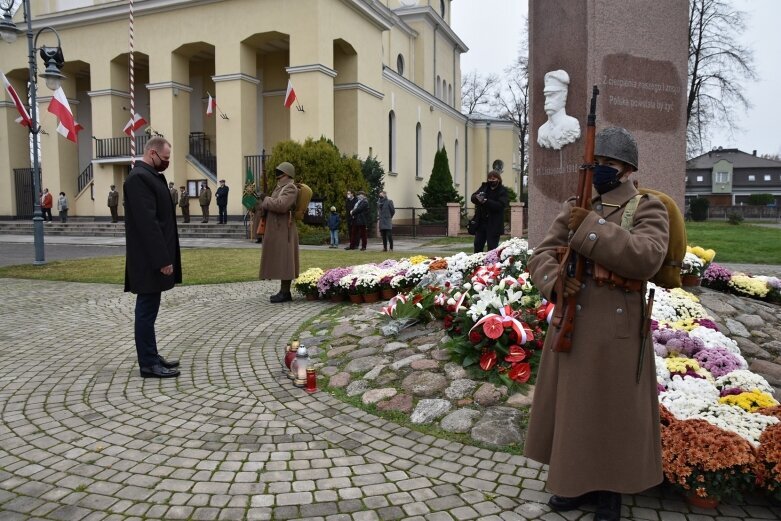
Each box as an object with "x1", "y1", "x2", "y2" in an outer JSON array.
[
  {"x1": 492, "y1": 42, "x2": 530, "y2": 189},
  {"x1": 461, "y1": 70, "x2": 499, "y2": 115},
  {"x1": 687, "y1": 0, "x2": 756, "y2": 155}
]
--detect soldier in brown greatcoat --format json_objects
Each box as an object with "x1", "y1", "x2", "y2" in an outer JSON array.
[
  {"x1": 178, "y1": 186, "x2": 190, "y2": 223},
  {"x1": 198, "y1": 182, "x2": 212, "y2": 223},
  {"x1": 525, "y1": 128, "x2": 669, "y2": 521},
  {"x1": 107, "y1": 185, "x2": 120, "y2": 223},
  {"x1": 258, "y1": 162, "x2": 299, "y2": 303}
]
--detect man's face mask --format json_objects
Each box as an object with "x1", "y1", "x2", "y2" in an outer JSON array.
[
  {"x1": 488, "y1": 178, "x2": 500, "y2": 188},
  {"x1": 153, "y1": 151, "x2": 169, "y2": 172},
  {"x1": 593, "y1": 164, "x2": 623, "y2": 194}
]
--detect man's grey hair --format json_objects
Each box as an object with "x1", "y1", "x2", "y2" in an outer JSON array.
[{"x1": 144, "y1": 136, "x2": 171, "y2": 153}]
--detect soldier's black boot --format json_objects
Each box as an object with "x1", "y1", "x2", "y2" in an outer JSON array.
[
  {"x1": 594, "y1": 492, "x2": 621, "y2": 521},
  {"x1": 547, "y1": 491, "x2": 598, "y2": 511}
]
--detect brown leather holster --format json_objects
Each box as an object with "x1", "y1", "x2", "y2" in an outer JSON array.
[{"x1": 591, "y1": 262, "x2": 643, "y2": 292}]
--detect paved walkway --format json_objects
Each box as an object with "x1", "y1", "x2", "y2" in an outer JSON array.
[
  {"x1": 1, "y1": 233, "x2": 780, "y2": 519},
  {"x1": 2, "y1": 279, "x2": 781, "y2": 520}
]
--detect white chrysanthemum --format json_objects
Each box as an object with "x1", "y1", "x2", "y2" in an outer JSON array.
[
  {"x1": 715, "y1": 369, "x2": 775, "y2": 394},
  {"x1": 659, "y1": 390, "x2": 710, "y2": 418},
  {"x1": 666, "y1": 374, "x2": 719, "y2": 401},
  {"x1": 655, "y1": 355, "x2": 671, "y2": 387},
  {"x1": 688, "y1": 326, "x2": 742, "y2": 356},
  {"x1": 695, "y1": 403, "x2": 780, "y2": 446}
]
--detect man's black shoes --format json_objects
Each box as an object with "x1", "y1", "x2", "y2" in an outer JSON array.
[
  {"x1": 269, "y1": 292, "x2": 293, "y2": 303},
  {"x1": 140, "y1": 365, "x2": 180, "y2": 378},
  {"x1": 158, "y1": 356, "x2": 179, "y2": 369},
  {"x1": 547, "y1": 491, "x2": 598, "y2": 511}
]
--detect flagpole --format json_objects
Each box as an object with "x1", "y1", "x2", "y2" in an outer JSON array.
[
  {"x1": 128, "y1": 0, "x2": 136, "y2": 164},
  {"x1": 23, "y1": 0, "x2": 45, "y2": 264}
]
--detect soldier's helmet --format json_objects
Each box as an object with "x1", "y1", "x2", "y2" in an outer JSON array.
[
  {"x1": 595, "y1": 127, "x2": 638, "y2": 171},
  {"x1": 275, "y1": 162, "x2": 295, "y2": 179}
]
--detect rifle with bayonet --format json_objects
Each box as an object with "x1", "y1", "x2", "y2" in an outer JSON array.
[
  {"x1": 636, "y1": 288, "x2": 655, "y2": 382},
  {"x1": 548, "y1": 85, "x2": 599, "y2": 353}
]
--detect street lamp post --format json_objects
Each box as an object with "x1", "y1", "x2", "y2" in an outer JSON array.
[{"x1": 1, "y1": 0, "x2": 67, "y2": 265}]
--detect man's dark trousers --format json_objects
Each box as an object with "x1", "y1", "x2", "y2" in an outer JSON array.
[
  {"x1": 473, "y1": 227, "x2": 500, "y2": 253},
  {"x1": 135, "y1": 292, "x2": 162, "y2": 368},
  {"x1": 218, "y1": 205, "x2": 227, "y2": 224}
]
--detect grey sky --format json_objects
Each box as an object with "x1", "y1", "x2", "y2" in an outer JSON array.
[{"x1": 452, "y1": 0, "x2": 781, "y2": 157}]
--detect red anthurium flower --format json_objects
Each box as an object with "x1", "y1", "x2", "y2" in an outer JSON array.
[
  {"x1": 504, "y1": 345, "x2": 527, "y2": 363},
  {"x1": 482, "y1": 316, "x2": 504, "y2": 339},
  {"x1": 508, "y1": 362, "x2": 532, "y2": 383},
  {"x1": 479, "y1": 349, "x2": 498, "y2": 371},
  {"x1": 443, "y1": 315, "x2": 454, "y2": 328},
  {"x1": 412, "y1": 294, "x2": 424, "y2": 305},
  {"x1": 469, "y1": 329, "x2": 483, "y2": 344}
]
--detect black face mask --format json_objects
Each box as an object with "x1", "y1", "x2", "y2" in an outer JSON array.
[
  {"x1": 593, "y1": 165, "x2": 623, "y2": 194},
  {"x1": 488, "y1": 180, "x2": 499, "y2": 188}
]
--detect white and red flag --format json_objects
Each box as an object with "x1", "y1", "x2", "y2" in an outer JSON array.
[
  {"x1": 206, "y1": 93, "x2": 216, "y2": 116},
  {"x1": 284, "y1": 79, "x2": 297, "y2": 109},
  {"x1": 123, "y1": 112, "x2": 147, "y2": 136},
  {"x1": 47, "y1": 87, "x2": 78, "y2": 142},
  {"x1": 1, "y1": 70, "x2": 32, "y2": 128}
]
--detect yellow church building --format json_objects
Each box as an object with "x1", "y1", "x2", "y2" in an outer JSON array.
[{"x1": 0, "y1": 0, "x2": 519, "y2": 220}]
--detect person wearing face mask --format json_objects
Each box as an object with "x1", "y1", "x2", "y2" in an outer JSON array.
[
  {"x1": 258, "y1": 162, "x2": 300, "y2": 303},
  {"x1": 123, "y1": 136, "x2": 182, "y2": 379},
  {"x1": 344, "y1": 190, "x2": 357, "y2": 250},
  {"x1": 524, "y1": 127, "x2": 668, "y2": 521},
  {"x1": 378, "y1": 191, "x2": 395, "y2": 252},
  {"x1": 470, "y1": 170, "x2": 509, "y2": 253}
]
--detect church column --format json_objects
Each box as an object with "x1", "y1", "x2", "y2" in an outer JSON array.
[
  {"x1": 0, "y1": 74, "x2": 30, "y2": 218},
  {"x1": 214, "y1": 41, "x2": 258, "y2": 217}
]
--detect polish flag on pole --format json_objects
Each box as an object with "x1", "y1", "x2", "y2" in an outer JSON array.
[
  {"x1": 284, "y1": 79, "x2": 297, "y2": 109},
  {"x1": 123, "y1": 112, "x2": 147, "y2": 136},
  {"x1": 1, "y1": 70, "x2": 33, "y2": 128},
  {"x1": 47, "y1": 87, "x2": 78, "y2": 142},
  {"x1": 206, "y1": 93, "x2": 216, "y2": 116}
]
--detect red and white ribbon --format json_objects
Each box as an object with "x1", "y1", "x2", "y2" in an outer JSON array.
[{"x1": 469, "y1": 304, "x2": 531, "y2": 344}]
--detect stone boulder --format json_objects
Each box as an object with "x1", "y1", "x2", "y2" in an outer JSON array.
[
  {"x1": 444, "y1": 379, "x2": 478, "y2": 400},
  {"x1": 470, "y1": 407, "x2": 525, "y2": 447},
  {"x1": 401, "y1": 372, "x2": 449, "y2": 397},
  {"x1": 329, "y1": 372, "x2": 351, "y2": 388},
  {"x1": 344, "y1": 356, "x2": 387, "y2": 373},
  {"x1": 474, "y1": 383, "x2": 506, "y2": 406},
  {"x1": 444, "y1": 362, "x2": 468, "y2": 380},
  {"x1": 362, "y1": 388, "x2": 397, "y2": 405},
  {"x1": 377, "y1": 394, "x2": 413, "y2": 413},
  {"x1": 440, "y1": 409, "x2": 481, "y2": 433},
  {"x1": 346, "y1": 380, "x2": 370, "y2": 397},
  {"x1": 410, "y1": 399, "x2": 451, "y2": 424}
]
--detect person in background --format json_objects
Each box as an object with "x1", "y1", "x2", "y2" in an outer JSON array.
[
  {"x1": 350, "y1": 191, "x2": 369, "y2": 251},
  {"x1": 41, "y1": 188, "x2": 53, "y2": 222},
  {"x1": 258, "y1": 162, "x2": 299, "y2": 303},
  {"x1": 198, "y1": 182, "x2": 212, "y2": 223},
  {"x1": 327, "y1": 205, "x2": 341, "y2": 248},
  {"x1": 169, "y1": 181, "x2": 178, "y2": 207},
  {"x1": 215, "y1": 179, "x2": 229, "y2": 224},
  {"x1": 178, "y1": 185, "x2": 190, "y2": 223},
  {"x1": 378, "y1": 190, "x2": 395, "y2": 252},
  {"x1": 107, "y1": 185, "x2": 120, "y2": 223},
  {"x1": 470, "y1": 170, "x2": 508, "y2": 253},
  {"x1": 57, "y1": 192, "x2": 68, "y2": 223},
  {"x1": 123, "y1": 136, "x2": 182, "y2": 379},
  {"x1": 524, "y1": 127, "x2": 668, "y2": 521},
  {"x1": 344, "y1": 190, "x2": 356, "y2": 249}
]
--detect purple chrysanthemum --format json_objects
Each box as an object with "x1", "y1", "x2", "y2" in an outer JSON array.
[{"x1": 694, "y1": 346, "x2": 742, "y2": 378}]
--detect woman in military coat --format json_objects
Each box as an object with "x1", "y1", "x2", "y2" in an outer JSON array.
[
  {"x1": 258, "y1": 162, "x2": 299, "y2": 303},
  {"x1": 525, "y1": 128, "x2": 669, "y2": 521}
]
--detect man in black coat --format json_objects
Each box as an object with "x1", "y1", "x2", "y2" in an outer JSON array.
[
  {"x1": 351, "y1": 191, "x2": 370, "y2": 250},
  {"x1": 124, "y1": 136, "x2": 182, "y2": 378},
  {"x1": 471, "y1": 170, "x2": 509, "y2": 252},
  {"x1": 215, "y1": 179, "x2": 229, "y2": 224},
  {"x1": 345, "y1": 190, "x2": 357, "y2": 249}
]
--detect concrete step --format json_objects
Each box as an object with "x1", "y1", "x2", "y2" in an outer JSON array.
[{"x1": 0, "y1": 222, "x2": 248, "y2": 239}]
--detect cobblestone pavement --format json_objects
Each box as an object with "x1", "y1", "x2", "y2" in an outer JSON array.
[{"x1": 2, "y1": 279, "x2": 780, "y2": 521}]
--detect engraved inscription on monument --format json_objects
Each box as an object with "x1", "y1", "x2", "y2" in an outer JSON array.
[{"x1": 601, "y1": 54, "x2": 683, "y2": 132}]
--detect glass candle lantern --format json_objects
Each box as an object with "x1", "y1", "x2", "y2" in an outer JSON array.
[
  {"x1": 305, "y1": 368, "x2": 317, "y2": 393},
  {"x1": 293, "y1": 346, "x2": 309, "y2": 387}
]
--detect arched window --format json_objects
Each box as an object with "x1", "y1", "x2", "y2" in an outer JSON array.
[
  {"x1": 396, "y1": 54, "x2": 405, "y2": 76},
  {"x1": 440, "y1": 0, "x2": 446, "y2": 18},
  {"x1": 442, "y1": 79, "x2": 447, "y2": 101},
  {"x1": 389, "y1": 111, "x2": 396, "y2": 173},
  {"x1": 448, "y1": 83, "x2": 453, "y2": 106},
  {"x1": 437, "y1": 132, "x2": 443, "y2": 151},
  {"x1": 454, "y1": 139, "x2": 460, "y2": 184},
  {"x1": 436, "y1": 75, "x2": 441, "y2": 98},
  {"x1": 416, "y1": 123, "x2": 422, "y2": 178}
]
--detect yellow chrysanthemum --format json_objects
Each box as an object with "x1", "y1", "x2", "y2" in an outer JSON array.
[
  {"x1": 665, "y1": 356, "x2": 701, "y2": 373},
  {"x1": 719, "y1": 389, "x2": 779, "y2": 412},
  {"x1": 408, "y1": 255, "x2": 429, "y2": 265},
  {"x1": 670, "y1": 288, "x2": 700, "y2": 302},
  {"x1": 729, "y1": 274, "x2": 769, "y2": 297}
]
